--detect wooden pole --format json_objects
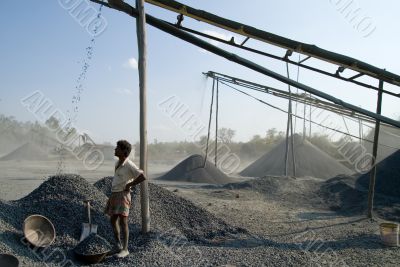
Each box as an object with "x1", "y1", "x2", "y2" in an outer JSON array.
[
  {"x1": 284, "y1": 101, "x2": 291, "y2": 176},
  {"x1": 215, "y1": 80, "x2": 219, "y2": 167},
  {"x1": 284, "y1": 62, "x2": 296, "y2": 176},
  {"x1": 367, "y1": 79, "x2": 384, "y2": 219},
  {"x1": 136, "y1": 0, "x2": 150, "y2": 233}
]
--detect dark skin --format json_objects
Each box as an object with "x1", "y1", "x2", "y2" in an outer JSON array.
[{"x1": 111, "y1": 145, "x2": 146, "y2": 251}]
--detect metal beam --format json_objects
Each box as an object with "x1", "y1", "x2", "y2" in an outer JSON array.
[{"x1": 204, "y1": 71, "x2": 394, "y2": 127}]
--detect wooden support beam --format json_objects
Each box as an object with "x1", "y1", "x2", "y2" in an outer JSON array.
[
  {"x1": 145, "y1": 0, "x2": 400, "y2": 88},
  {"x1": 367, "y1": 79, "x2": 384, "y2": 219},
  {"x1": 88, "y1": 0, "x2": 400, "y2": 129},
  {"x1": 136, "y1": 0, "x2": 151, "y2": 233}
]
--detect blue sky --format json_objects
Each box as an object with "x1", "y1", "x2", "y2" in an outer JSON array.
[{"x1": 1, "y1": 0, "x2": 399, "y2": 144}]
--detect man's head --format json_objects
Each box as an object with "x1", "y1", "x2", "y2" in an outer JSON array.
[{"x1": 115, "y1": 140, "x2": 132, "y2": 159}]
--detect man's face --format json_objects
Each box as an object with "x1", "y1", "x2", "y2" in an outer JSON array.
[{"x1": 114, "y1": 146, "x2": 124, "y2": 158}]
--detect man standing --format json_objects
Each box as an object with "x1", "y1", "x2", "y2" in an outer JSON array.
[{"x1": 105, "y1": 140, "x2": 146, "y2": 258}]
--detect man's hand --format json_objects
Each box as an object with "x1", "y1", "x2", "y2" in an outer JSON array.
[
  {"x1": 125, "y1": 174, "x2": 146, "y2": 192},
  {"x1": 124, "y1": 184, "x2": 131, "y2": 192}
]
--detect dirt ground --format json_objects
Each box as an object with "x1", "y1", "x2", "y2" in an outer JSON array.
[{"x1": 164, "y1": 183, "x2": 400, "y2": 267}]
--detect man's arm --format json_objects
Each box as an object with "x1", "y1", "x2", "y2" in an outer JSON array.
[{"x1": 125, "y1": 173, "x2": 146, "y2": 191}]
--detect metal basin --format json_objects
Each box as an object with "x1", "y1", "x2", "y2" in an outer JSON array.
[
  {"x1": 74, "y1": 250, "x2": 109, "y2": 264},
  {"x1": 0, "y1": 254, "x2": 19, "y2": 267},
  {"x1": 23, "y1": 215, "x2": 56, "y2": 247}
]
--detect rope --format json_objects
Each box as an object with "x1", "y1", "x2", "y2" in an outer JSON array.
[
  {"x1": 219, "y1": 81, "x2": 400, "y2": 150},
  {"x1": 203, "y1": 78, "x2": 215, "y2": 167}
]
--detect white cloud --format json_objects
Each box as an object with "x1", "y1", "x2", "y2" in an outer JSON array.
[
  {"x1": 124, "y1": 57, "x2": 138, "y2": 69},
  {"x1": 115, "y1": 88, "x2": 134, "y2": 95}
]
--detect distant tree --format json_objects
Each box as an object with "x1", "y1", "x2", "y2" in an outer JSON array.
[
  {"x1": 45, "y1": 116, "x2": 61, "y2": 131},
  {"x1": 217, "y1": 127, "x2": 235, "y2": 143}
]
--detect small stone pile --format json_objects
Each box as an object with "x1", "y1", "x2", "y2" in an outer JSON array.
[{"x1": 74, "y1": 233, "x2": 112, "y2": 255}]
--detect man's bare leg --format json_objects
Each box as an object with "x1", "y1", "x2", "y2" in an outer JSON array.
[
  {"x1": 110, "y1": 215, "x2": 122, "y2": 249},
  {"x1": 116, "y1": 216, "x2": 130, "y2": 258}
]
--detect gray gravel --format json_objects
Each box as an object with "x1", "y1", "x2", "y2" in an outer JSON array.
[
  {"x1": 357, "y1": 149, "x2": 400, "y2": 197},
  {"x1": 75, "y1": 234, "x2": 111, "y2": 255},
  {"x1": 94, "y1": 176, "x2": 247, "y2": 242},
  {"x1": 157, "y1": 154, "x2": 235, "y2": 184},
  {"x1": 240, "y1": 134, "x2": 352, "y2": 179},
  {"x1": 2, "y1": 173, "x2": 399, "y2": 266}
]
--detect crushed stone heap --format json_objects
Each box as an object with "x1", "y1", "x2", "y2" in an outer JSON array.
[
  {"x1": 241, "y1": 134, "x2": 352, "y2": 179},
  {"x1": 0, "y1": 142, "x2": 49, "y2": 161},
  {"x1": 356, "y1": 149, "x2": 400, "y2": 197},
  {"x1": 158, "y1": 154, "x2": 235, "y2": 184}
]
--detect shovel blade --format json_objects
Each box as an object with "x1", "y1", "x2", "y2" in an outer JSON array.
[{"x1": 79, "y1": 223, "x2": 98, "y2": 242}]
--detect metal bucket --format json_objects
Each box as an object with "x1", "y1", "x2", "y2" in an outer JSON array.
[
  {"x1": 74, "y1": 251, "x2": 109, "y2": 264},
  {"x1": 23, "y1": 215, "x2": 56, "y2": 248},
  {"x1": 0, "y1": 254, "x2": 19, "y2": 267},
  {"x1": 379, "y1": 222, "x2": 399, "y2": 247}
]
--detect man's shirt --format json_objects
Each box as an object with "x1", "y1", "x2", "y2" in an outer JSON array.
[{"x1": 111, "y1": 158, "x2": 143, "y2": 192}]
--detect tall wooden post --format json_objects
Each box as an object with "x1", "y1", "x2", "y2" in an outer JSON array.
[
  {"x1": 367, "y1": 79, "x2": 383, "y2": 219},
  {"x1": 136, "y1": 0, "x2": 150, "y2": 233},
  {"x1": 284, "y1": 62, "x2": 296, "y2": 177}
]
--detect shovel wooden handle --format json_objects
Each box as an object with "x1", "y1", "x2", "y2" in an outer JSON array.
[{"x1": 84, "y1": 200, "x2": 92, "y2": 231}]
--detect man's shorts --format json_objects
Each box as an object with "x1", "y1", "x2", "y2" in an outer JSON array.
[{"x1": 105, "y1": 190, "x2": 131, "y2": 217}]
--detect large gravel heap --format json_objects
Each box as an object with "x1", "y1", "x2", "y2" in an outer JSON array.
[
  {"x1": 0, "y1": 174, "x2": 248, "y2": 266},
  {"x1": 319, "y1": 175, "x2": 400, "y2": 221},
  {"x1": 0, "y1": 142, "x2": 49, "y2": 161},
  {"x1": 158, "y1": 154, "x2": 235, "y2": 184},
  {"x1": 94, "y1": 176, "x2": 246, "y2": 241},
  {"x1": 356, "y1": 149, "x2": 400, "y2": 197},
  {"x1": 240, "y1": 134, "x2": 352, "y2": 179}
]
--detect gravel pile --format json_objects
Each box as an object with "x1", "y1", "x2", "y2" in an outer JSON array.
[
  {"x1": 319, "y1": 175, "x2": 367, "y2": 213},
  {"x1": 74, "y1": 233, "x2": 111, "y2": 255},
  {"x1": 94, "y1": 176, "x2": 247, "y2": 241},
  {"x1": 240, "y1": 134, "x2": 352, "y2": 179},
  {"x1": 320, "y1": 175, "x2": 400, "y2": 221},
  {"x1": 158, "y1": 154, "x2": 235, "y2": 184},
  {"x1": 223, "y1": 176, "x2": 324, "y2": 208},
  {"x1": 0, "y1": 142, "x2": 49, "y2": 161},
  {"x1": 0, "y1": 174, "x2": 251, "y2": 266},
  {"x1": 15, "y1": 174, "x2": 113, "y2": 245},
  {"x1": 356, "y1": 149, "x2": 400, "y2": 197}
]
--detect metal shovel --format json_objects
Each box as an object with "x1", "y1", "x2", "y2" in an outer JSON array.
[{"x1": 80, "y1": 200, "x2": 98, "y2": 242}]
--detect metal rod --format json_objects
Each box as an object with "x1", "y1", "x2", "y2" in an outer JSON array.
[
  {"x1": 299, "y1": 56, "x2": 311, "y2": 64},
  {"x1": 205, "y1": 71, "x2": 396, "y2": 128},
  {"x1": 136, "y1": 0, "x2": 150, "y2": 233},
  {"x1": 367, "y1": 79, "x2": 384, "y2": 219},
  {"x1": 240, "y1": 37, "x2": 250, "y2": 46},
  {"x1": 349, "y1": 73, "x2": 364, "y2": 80}
]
